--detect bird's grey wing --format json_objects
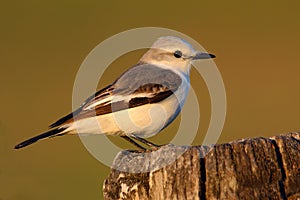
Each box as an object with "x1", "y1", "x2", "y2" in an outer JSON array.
[
  {"x1": 49, "y1": 64, "x2": 182, "y2": 127},
  {"x1": 114, "y1": 64, "x2": 182, "y2": 95}
]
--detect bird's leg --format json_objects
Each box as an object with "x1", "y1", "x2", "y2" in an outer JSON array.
[
  {"x1": 121, "y1": 136, "x2": 146, "y2": 151},
  {"x1": 131, "y1": 135, "x2": 161, "y2": 148}
]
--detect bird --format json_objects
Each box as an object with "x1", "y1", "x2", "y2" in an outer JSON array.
[{"x1": 14, "y1": 36, "x2": 215, "y2": 150}]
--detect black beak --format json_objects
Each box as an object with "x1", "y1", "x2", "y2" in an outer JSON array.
[{"x1": 193, "y1": 52, "x2": 216, "y2": 60}]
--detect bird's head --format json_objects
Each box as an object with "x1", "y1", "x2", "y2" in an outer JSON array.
[{"x1": 139, "y1": 36, "x2": 215, "y2": 75}]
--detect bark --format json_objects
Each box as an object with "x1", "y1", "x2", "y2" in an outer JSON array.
[{"x1": 103, "y1": 133, "x2": 300, "y2": 200}]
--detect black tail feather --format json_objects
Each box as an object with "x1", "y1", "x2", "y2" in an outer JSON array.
[{"x1": 14, "y1": 128, "x2": 66, "y2": 149}]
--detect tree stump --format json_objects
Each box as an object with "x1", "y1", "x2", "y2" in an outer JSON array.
[{"x1": 103, "y1": 133, "x2": 300, "y2": 200}]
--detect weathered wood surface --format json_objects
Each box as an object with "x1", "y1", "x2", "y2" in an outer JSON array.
[{"x1": 103, "y1": 133, "x2": 300, "y2": 200}]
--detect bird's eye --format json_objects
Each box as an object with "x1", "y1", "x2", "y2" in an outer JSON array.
[{"x1": 173, "y1": 50, "x2": 182, "y2": 58}]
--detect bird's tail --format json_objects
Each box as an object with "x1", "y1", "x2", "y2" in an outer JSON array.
[{"x1": 14, "y1": 127, "x2": 67, "y2": 149}]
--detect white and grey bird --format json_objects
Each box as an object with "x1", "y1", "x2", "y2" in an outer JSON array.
[{"x1": 15, "y1": 36, "x2": 215, "y2": 150}]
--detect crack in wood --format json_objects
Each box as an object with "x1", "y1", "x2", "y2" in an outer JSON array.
[
  {"x1": 199, "y1": 156, "x2": 206, "y2": 200},
  {"x1": 271, "y1": 139, "x2": 287, "y2": 200}
]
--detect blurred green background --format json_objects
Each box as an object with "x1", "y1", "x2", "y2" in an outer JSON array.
[{"x1": 1, "y1": 1, "x2": 300, "y2": 199}]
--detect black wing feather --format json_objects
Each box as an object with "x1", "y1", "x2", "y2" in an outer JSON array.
[{"x1": 48, "y1": 84, "x2": 113, "y2": 128}]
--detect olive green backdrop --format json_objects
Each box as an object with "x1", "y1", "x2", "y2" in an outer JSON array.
[{"x1": 1, "y1": 1, "x2": 300, "y2": 199}]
